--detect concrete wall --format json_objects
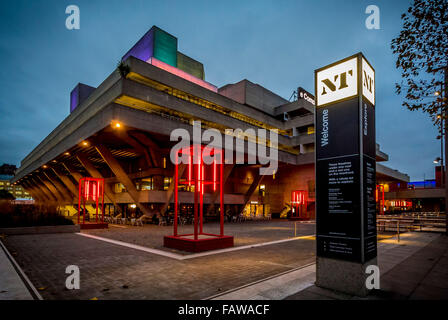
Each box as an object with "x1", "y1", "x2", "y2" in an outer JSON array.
[{"x1": 219, "y1": 79, "x2": 289, "y2": 115}]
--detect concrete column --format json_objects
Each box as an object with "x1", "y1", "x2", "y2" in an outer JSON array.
[
  {"x1": 43, "y1": 171, "x2": 73, "y2": 203},
  {"x1": 38, "y1": 173, "x2": 67, "y2": 203},
  {"x1": 94, "y1": 144, "x2": 152, "y2": 217},
  {"x1": 21, "y1": 180, "x2": 42, "y2": 202},
  {"x1": 75, "y1": 153, "x2": 122, "y2": 213},
  {"x1": 241, "y1": 171, "x2": 264, "y2": 209},
  {"x1": 152, "y1": 175, "x2": 164, "y2": 190},
  {"x1": 160, "y1": 164, "x2": 186, "y2": 216},
  {"x1": 30, "y1": 176, "x2": 57, "y2": 202},
  {"x1": 206, "y1": 164, "x2": 234, "y2": 214},
  {"x1": 51, "y1": 166, "x2": 79, "y2": 200}
]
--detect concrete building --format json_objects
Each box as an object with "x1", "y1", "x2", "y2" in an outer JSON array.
[
  {"x1": 12, "y1": 26, "x2": 409, "y2": 220},
  {"x1": 0, "y1": 175, "x2": 32, "y2": 200}
]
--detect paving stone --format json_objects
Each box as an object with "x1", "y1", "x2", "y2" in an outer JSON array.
[{"x1": 2, "y1": 220, "x2": 315, "y2": 300}]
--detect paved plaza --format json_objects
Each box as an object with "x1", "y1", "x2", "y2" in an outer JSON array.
[
  {"x1": 83, "y1": 220, "x2": 315, "y2": 254},
  {"x1": 286, "y1": 233, "x2": 448, "y2": 300},
  {"x1": 1, "y1": 220, "x2": 316, "y2": 299},
  {"x1": 1, "y1": 220, "x2": 447, "y2": 300}
]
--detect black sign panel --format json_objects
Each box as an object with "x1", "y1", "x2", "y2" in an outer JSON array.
[
  {"x1": 316, "y1": 95, "x2": 377, "y2": 263},
  {"x1": 362, "y1": 98, "x2": 377, "y2": 261}
]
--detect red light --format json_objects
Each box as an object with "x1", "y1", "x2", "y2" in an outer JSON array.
[{"x1": 213, "y1": 159, "x2": 216, "y2": 192}]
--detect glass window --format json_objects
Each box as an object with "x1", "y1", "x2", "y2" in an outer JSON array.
[
  {"x1": 140, "y1": 177, "x2": 153, "y2": 190},
  {"x1": 163, "y1": 177, "x2": 172, "y2": 190},
  {"x1": 114, "y1": 183, "x2": 126, "y2": 193}
]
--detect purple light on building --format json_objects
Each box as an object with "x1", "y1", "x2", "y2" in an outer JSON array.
[
  {"x1": 70, "y1": 83, "x2": 96, "y2": 113},
  {"x1": 122, "y1": 28, "x2": 154, "y2": 62},
  {"x1": 70, "y1": 87, "x2": 78, "y2": 113}
]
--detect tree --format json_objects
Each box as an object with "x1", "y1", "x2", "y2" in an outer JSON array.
[
  {"x1": 0, "y1": 163, "x2": 16, "y2": 175},
  {"x1": 391, "y1": 0, "x2": 447, "y2": 123},
  {"x1": 391, "y1": 0, "x2": 448, "y2": 234}
]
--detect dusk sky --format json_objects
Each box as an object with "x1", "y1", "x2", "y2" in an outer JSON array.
[{"x1": 0, "y1": 0, "x2": 441, "y2": 181}]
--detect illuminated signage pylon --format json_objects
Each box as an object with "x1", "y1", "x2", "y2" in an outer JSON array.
[{"x1": 315, "y1": 53, "x2": 376, "y2": 296}]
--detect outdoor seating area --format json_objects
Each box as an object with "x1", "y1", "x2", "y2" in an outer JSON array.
[
  {"x1": 158, "y1": 213, "x2": 272, "y2": 226},
  {"x1": 103, "y1": 216, "x2": 144, "y2": 226},
  {"x1": 377, "y1": 212, "x2": 446, "y2": 235},
  {"x1": 92, "y1": 212, "x2": 274, "y2": 227}
]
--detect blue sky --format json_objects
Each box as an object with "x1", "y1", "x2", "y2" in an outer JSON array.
[{"x1": 0, "y1": 0, "x2": 441, "y2": 181}]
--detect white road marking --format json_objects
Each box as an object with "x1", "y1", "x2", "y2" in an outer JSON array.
[{"x1": 76, "y1": 233, "x2": 315, "y2": 260}]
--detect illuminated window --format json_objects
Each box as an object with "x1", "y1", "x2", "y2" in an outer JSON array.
[
  {"x1": 114, "y1": 183, "x2": 126, "y2": 193},
  {"x1": 140, "y1": 177, "x2": 154, "y2": 190},
  {"x1": 163, "y1": 177, "x2": 172, "y2": 190},
  {"x1": 259, "y1": 184, "x2": 266, "y2": 197}
]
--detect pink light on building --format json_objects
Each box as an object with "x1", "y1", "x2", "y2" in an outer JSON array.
[{"x1": 147, "y1": 57, "x2": 218, "y2": 92}]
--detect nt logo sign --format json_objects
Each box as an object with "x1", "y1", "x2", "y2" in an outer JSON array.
[{"x1": 316, "y1": 54, "x2": 375, "y2": 108}]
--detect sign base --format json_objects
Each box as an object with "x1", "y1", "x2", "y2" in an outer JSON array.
[{"x1": 316, "y1": 256, "x2": 378, "y2": 297}]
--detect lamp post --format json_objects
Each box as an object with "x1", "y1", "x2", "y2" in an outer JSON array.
[{"x1": 433, "y1": 65, "x2": 448, "y2": 235}]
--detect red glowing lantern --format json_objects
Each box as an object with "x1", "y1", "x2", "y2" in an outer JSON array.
[
  {"x1": 164, "y1": 144, "x2": 234, "y2": 252},
  {"x1": 291, "y1": 190, "x2": 308, "y2": 219},
  {"x1": 78, "y1": 177, "x2": 105, "y2": 224}
]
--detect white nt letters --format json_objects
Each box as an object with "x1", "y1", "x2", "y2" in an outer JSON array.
[{"x1": 362, "y1": 58, "x2": 375, "y2": 105}]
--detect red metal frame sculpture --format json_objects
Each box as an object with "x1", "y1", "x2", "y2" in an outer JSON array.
[
  {"x1": 291, "y1": 190, "x2": 308, "y2": 220},
  {"x1": 164, "y1": 145, "x2": 234, "y2": 252},
  {"x1": 78, "y1": 177, "x2": 105, "y2": 225},
  {"x1": 376, "y1": 184, "x2": 385, "y2": 215}
]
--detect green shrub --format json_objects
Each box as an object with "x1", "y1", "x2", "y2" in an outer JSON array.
[{"x1": 0, "y1": 201, "x2": 74, "y2": 228}]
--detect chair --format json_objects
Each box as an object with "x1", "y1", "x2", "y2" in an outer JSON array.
[
  {"x1": 135, "y1": 218, "x2": 144, "y2": 226},
  {"x1": 159, "y1": 217, "x2": 167, "y2": 226}
]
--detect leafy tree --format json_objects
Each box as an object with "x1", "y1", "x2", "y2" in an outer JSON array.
[
  {"x1": 391, "y1": 0, "x2": 448, "y2": 123},
  {"x1": 117, "y1": 60, "x2": 131, "y2": 78},
  {"x1": 392, "y1": 0, "x2": 448, "y2": 234}
]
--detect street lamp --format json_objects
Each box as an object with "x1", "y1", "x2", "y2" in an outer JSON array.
[{"x1": 434, "y1": 157, "x2": 442, "y2": 164}]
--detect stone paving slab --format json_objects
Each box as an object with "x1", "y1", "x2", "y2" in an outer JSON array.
[
  {"x1": 0, "y1": 240, "x2": 33, "y2": 300},
  {"x1": 2, "y1": 224, "x2": 316, "y2": 300},
  {"x1": 286, "y1": 233, "x2": 447, "y2": 300},
  {"x1": 83, "y1": 220, "x2": 315, "y2": 255}
]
